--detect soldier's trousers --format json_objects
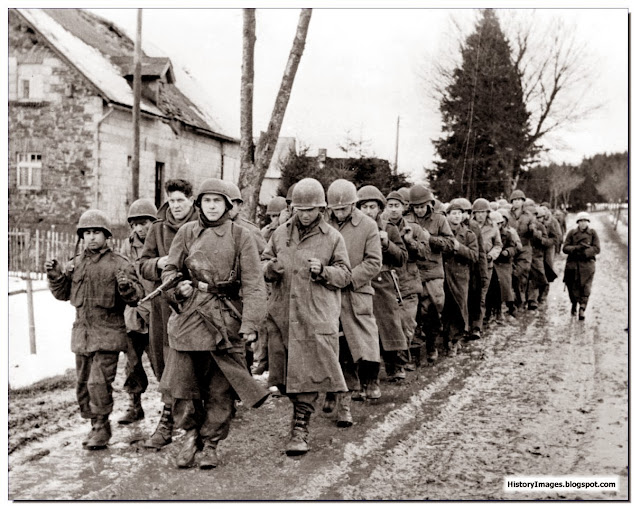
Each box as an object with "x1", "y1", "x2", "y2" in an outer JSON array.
[
  {"x1": 418, "y1": 278, "x2": 445, "y2": 354},
  {"x1": 339, "y1": 336, "x2": 380, "y2": 390},
  {"x1": 122, "y1": 331, "x2": 150, "y2": 395},
  {"x1": 75, "y1": 350, "x2": 120, "y2": 419}
]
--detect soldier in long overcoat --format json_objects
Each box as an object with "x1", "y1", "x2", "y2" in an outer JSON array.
[
  {"x1": 491, "y1": 209, "x2": 521, "y2": 318},
  {"x1": 562, "y1": 212, "x2": 601, "y2": 320},
  {"x1": 357, "y1": 186, "x2": 408, "y2": 382},
  {"x1": 527, "y1": 206, "x2": 553, "y2": 310},
  {"x1": 508, "y1": 190, "x2": 536, "y2": 308},
  {"x1": 384, "y1": 190, "x2": 431, "y2": 373},
  {"x1": 46, "y1": 210, "x2": 143, "y2": 450},
  {"x1": 262, "y1": 178, "x2": 351, "y2": 456},
  {"x1": 138, "y1": 179, "x2": 200, "y2": 449},
  {"x1": 538, "y1": 205, "x2": 562, "y2": 302},
  {"x1": 159, "y1": 178, "x2": 268, "y2": 470},
  {"x1": 442, "y1": 200, "x2": 479, "y2": 355},
  {"x1": 404, "y1": 185, "x2": 455, "y2": 363},
  {"x1": 325, "y1": 179, "x2": 382, "y2": 425}
]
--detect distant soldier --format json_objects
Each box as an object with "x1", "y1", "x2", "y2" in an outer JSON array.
[
  {"x1": 538, "y1": 205, "x2": 562, "y2": 302},
  {"x1": 159, "y1": 178, "x2": 269, "y2": 469},
  {"x1": 442, "y1": 200, "x2": 479, "y2": 355},
  {"x1": 526, "y1": 204, "x2": 552, "y2": 311},
  {"x1": 46, "y1": 210, "x2": 143, "y2": 450},
  {"x1": 261, "y1": 196, "x2": 288, "y2": 244},
  {"x1": 356, "y1": 185, "x2": 408, "y2": 382},
  {"x1": 226, "y1": 182, "x2": 266, "y2": 255},
  {"x1": 326, "y1": 179, "x2": 382, "y2": 423},
  {"x1": 384, "y1": 189, "x2": 431, "y2": 374},
  {"x1": 562, "y1": 212, "x2": 600, "y2": 320},
  {"x1": 486, "y1": 210, "x2": 518, "y2": 322},
  {"x1": 262, "y1": 178, "x2": 351, "y2": 455},
  {"x1": 139, "y1": 179, "x2": 199, "y2": 450},
  {"x1": 404, "y1": 185, "x2": 454, "y2": 363},
  {"x1": 118, "y1": 198, "x2": 158, "y2": 425},
  {"x1": 508, "y1": 190, "x2": 536, "y2": 309}
]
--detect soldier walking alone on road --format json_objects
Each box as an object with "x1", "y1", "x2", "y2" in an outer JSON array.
[
  {"x1": 562, "y1": 212, "x2": 601, "y2": 320},
  {"x1": 118, "y1": 198, "x2": 158, "y2": 425},
  {"x1": 46, "y1": 210, "x2": 143, "y2": 450},
  {"x1": 262, "y1": 178, "x2": 352, "y2": 455},
  {"x1": 158, "y1": 178, "x2": 269, "y2": 469}
]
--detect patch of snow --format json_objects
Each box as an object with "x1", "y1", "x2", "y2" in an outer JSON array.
[
  {"x1": 19, "y1": 9, "x2": 162, "y2": 117},
  {"x1": 8, "y1": 279, "x2": 76, "y2": 389}
]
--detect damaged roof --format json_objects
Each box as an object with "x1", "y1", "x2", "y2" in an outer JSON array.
[{"x1": 15, "y1": 8, "x2": 236, "y2": 142}]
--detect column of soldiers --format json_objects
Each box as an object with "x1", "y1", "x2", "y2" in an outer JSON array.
[{"x1": 45, "y1": 177, "x2": 599, "y2": 468}]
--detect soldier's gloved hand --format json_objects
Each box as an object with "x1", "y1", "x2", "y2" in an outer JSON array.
[
  {"x1": 45, "y1": 259, "x2": 62, "y2": 280},
  {"x1": 379, "y1": 231, "x2": 389, "y2": 249},
  {"x1": 401, "y1": 226, "x2": 414, "y2": 244},
  {"x1": 243, "y1": 331, "x2": 257, "y2": 343},
  {"x1": 583, "y1": 247, "x2": 595, "y2": 258},
  {"x1": 501, "y1": 250, "x2": 509, "y2": 257},
  {"x1": 116, "y1": 270, "x2": 134, "y2": 293},
  {"x1": 175, "y1": 280, "x2": 194, "y2": 299},
  {"x1": 265, "y1": 259, "x2": 285, "y2": 282}
]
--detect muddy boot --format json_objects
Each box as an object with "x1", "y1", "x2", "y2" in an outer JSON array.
[
  {"x1": 351, "y1": 388, "x2": 366, "y2": 401},
  {"x1": 578, "y1": 305, "x2": 586, "y2": 321},
  {"x1": 527, "y1": 300, "x2": 538, "y2": 311},
  {"x1": 85, "y1": 416, "x2": 111, "y2": 450},
  {"x1": 336, "y1": 393, "x2": 353, "y2": 428},
  {"x1": 366, "y1": 380, "x2": 381, "y2": 400},
  {"x1": 143, "y1": 404, "x2": 173, "y2": 450},
  {"x1": 409, "y1": 344, "x2": 422, "y2": 369},
  {"x1": 322, "y1": 392, "x2": 337, "y2": 413},
  {"x1": 426, "y1": 347, "x2": 438, "y2": 364},
  {"x1": 118, "y1": 393, "x2": 144, "y2": 424},
  {"x1": 570, "y1": 302, "x2": 577, "y2": 316},
  {"x1": 285, "y1": 407, "x2": 311, "y2": 456},
  {"x1": 446, "y1": 341, "x2": 458, "y2": 357},
  {"x1": 176, "y1": 429, "x2": 203, "y2": 468},
  {"x1": 199, "y1": 440, "x2": 219, "y2": 470},
  {"x1": 82, "y1": 418, "x2": 98, "y2": 447},
  {"x1": 507, "y1": 302, "x2": 517, "y2": 318}
]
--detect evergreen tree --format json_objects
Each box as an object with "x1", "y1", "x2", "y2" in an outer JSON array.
[{"x1": 433, "y1": 9, "x2": 530, "y2": 200}]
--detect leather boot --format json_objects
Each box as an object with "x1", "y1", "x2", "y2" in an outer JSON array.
[
  {"x1": 176, "y1": 429, "x2": 203, "y2": 468},
  {"x1": 85, "y1": 416, "x2": 111, "y2": 450},
  {"x1": 285, "y1": 407, "x2": 311, "y2": 456},
  {"x1": 366, "y1": 380, "x2": 381, "y2": 399},
  {"x1": 118, "y1": 393, "x2": 144, "y2": 424},
  {"x1": 571, "y1": 302, "x2": 577, "y2": 316},
  {"x1": 143, "y1": 404, "x2": 173, "y2": 450},
  {"x1": 199, "y1": 440, "x2": 219, "y2": 470},
  {"x1": 82, "y1": 418, "x2": 98, "y2": 447},
  {"x1": 322, "y1": 392, "x2": 336, "y2": 413},
  {"x1": 336, "y1": 392, "x2": 353, "y2": 428},
  {"x1": 578, "y1": 305, "x2": 586, "y2": 321}
]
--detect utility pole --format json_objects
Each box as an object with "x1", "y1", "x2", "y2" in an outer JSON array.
[
  {"x1": 393, "y1": 116, "x2": 400, "y2": 172},
  {"x1": 131, "y1": 8, "x2": 142, "y2": 201}
]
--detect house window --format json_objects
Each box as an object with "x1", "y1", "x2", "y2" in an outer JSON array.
[
  {"x1": 17, "y1": 64, "x2": 44, "y2": 101},
  {"x1": 21, "y1": 79, "x2": 30, "y2": 99},
  {"x1": 17, "y1": 152, "x2": 42, "y2": 190}
]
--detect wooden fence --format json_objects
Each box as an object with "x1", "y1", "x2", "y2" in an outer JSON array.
[{"x1": 9, "y1": 227, "x2": 127, "y2": 280}]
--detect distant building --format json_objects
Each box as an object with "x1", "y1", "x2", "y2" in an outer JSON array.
[
  {"x1": 8, "y1": 8, "x2": 240, "y2": 228},
  {"x1": 259, "y1": 136, "x2": 296, "y2": 205}
]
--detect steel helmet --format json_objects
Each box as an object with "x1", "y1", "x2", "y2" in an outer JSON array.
[
  {"x1": 451, "y1": 197, "x2": 472, "y2": 211},
  {"x1": 535, "y1": 206, "x2": 546, "y2": 218},
  {"x1": 523, "y1": 198, "x2": 537, "y2": 214},
  {"x1": 127, "y1": 198, "x2": 158, "y2": 223},
  {"x1": 489, "y1": 201, "x2": 499, "y2": 211},
  {"x1": 196, "y1": 178, "x2": 234, "y2": 209},
  {"x1": 386, "y1": 190, "x2": 405, "y2": 204},
  {"x1": 434, "y1": 199, "x2": 446, "y2": 214},
  {"x1": 266, "y1": 196, "x2": 287, "y2": 215},
  {"x1": 291, "y1": 178, "x2": 326, "y2": 208},
  {"x1": 497, "y1": 198, "x2": 509, "y2": 208},
  {"x1": 327, "y1": 179, "x2": 358, "y2": 208},
  {"x1": 498, "y1": 208, "x2": 511, "y2": 223},
  {"x1": 285, "y1": 184, "x2": 296, "y2": 205},
  {"x1": 356, "y1": 185, "x2": 386, "y2": 208},
  {"x1": 409, "y1": 184, "x2": 435, "y2": 205},
  {"x1": 576, "y1": 211, "x2": 590, "y2": 222},
  {"x1": 77, "y1": 209, "x2": 112, "y2": 238},
  {"x1": 510, "y1": 189, "x2": 526, "y2": 201},
  {"x1": 225, "y1": 182, "x2": 243, "y2": 204},
  {"x1": 447, "y1": 198, "x2": 468, "y2": 213},
  {"x1": 489, "y1": 210, "x2": 504, "y2": 224},
  {"x1": 472, "y1": 198, "x2": 491, "y2": 212},
  {"x1": 397, "y1": 187, "x2": 411, "y2": 204}
]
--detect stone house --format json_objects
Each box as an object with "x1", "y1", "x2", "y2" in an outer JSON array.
[{"x1": 8, "y1": 8, "x2": 240, "y2": 230}]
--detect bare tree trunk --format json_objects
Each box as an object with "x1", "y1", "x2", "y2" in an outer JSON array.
[
  {"x1": 131, "y1": 9, "x2": 142, "y2": 201},
  {"x1": 238, "y1": 8, "x2": 312, "y2": 221},
  {"x1": 240, "y1": 9, "x2": 256, "y2": 184}
]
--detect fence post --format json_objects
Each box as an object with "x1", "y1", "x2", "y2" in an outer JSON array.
[
  {"x1": 35, "y1": 229, "x2": 40, "y2": 277},
  {"x1": 25, "y1": 277, "x2": 37, "y2": 354}
]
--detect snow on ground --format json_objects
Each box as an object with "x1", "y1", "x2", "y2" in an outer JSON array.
[{"x1": 8, "y1": 277, "x2": 76, "y2": 389}]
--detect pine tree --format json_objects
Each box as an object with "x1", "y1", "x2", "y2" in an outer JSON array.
[{"x1": 433, "y1": 9, "x2": 530, "y2": 200}]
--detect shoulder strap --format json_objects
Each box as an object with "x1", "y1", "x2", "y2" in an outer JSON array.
[{"x1": 229, "y1": 222, "x2": 243, "y2": 281}]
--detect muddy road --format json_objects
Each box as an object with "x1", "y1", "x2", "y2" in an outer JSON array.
[{"x1": 8, "y1": 212, "x2": 628, "y2": 500}]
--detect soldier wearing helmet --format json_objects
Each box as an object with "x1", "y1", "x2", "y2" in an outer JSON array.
[
  {"x1": 326, "y1": 179, "x2": 382, "y2": 424},
  {"x1": 45, "y1": 209, "x2": 144, "y2": 451},
  {"x1": 261, "y1": 196, "x2": 288, "y2": 244},
  {"x1": 490, "y1": 209, "x2": 521, "y2": 319},
  {"x1": 441, "y1": 199, "x2": 479, "y2": 355},
  {"x1": 118, "y1": 199, "x2": 158, "y2": 425},
  {"x1": 159, "y1": 177, "x2": 268, "y2": 470},
  {"x1": 526, "y1": 205, "x2": 553, "y2": 311},
  {"x1": 562, "y1": 212, "x2": 600, "y2": 320},
  {"x1": 138, "y1": 178, "x2": 199, "y2": 450},
  {"x1": 262, "y1": 177, "x2": 351, "y2": 456},
  {"x1": 508, "y1": 189, "x2": 536, "y2": 309},
  {"x1": 537, "y1": 206, "x2": 562, "y2": 303},
  {"x1": 471, "y1": 198, "x2": 502, "y2": 330},
  {"x1": 404, "y1": 184, "x2": 455, "y2": 364},
  {"x1": 357, "y1": 185, "x2": 409, "y2": 383},
  {"x1": 385, "y1": 188, "x2": 432, "y2": 373}
]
